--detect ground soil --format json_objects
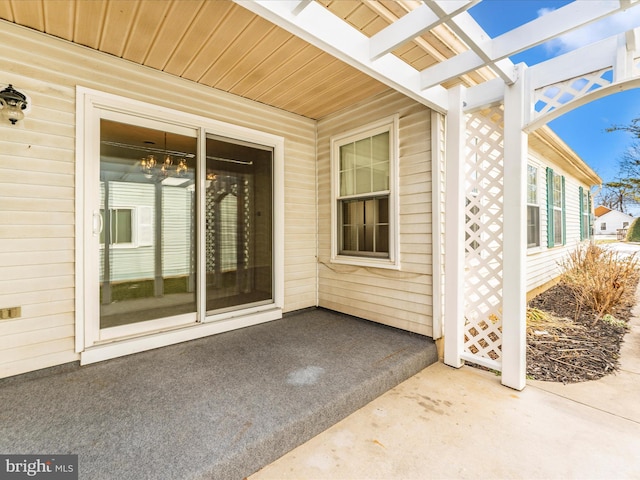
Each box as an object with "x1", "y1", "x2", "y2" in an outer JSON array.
[{"x1": 527, "y1": 276, "x2": 639, "y2": 383}]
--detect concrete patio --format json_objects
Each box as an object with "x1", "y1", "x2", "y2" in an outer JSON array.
[
  {"x1": 0, "y1": 308, "x2": 437, "y2": 480},
  {"x1": 251, "y1": 295, "x2": 640, "y2": 480}
]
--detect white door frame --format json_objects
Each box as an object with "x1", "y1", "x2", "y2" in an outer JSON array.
[{"x1": 75, "y1": 87, "x2": 285, "y2": 364}]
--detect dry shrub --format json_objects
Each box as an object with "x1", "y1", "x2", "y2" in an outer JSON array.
[
  {"x1": 526, "y1": 307, "x2": 584, "y2": 336},
  {"x1": 560, "y1": 243, "x2": 638, "y2": 325}
]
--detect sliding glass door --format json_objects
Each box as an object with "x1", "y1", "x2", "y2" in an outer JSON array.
[
  {"x1": 205, "y1": 136, "x2": 273, "y2": 314},
  {"x1": 86, "y1": 106, "x2": 277, "y2": 348},
  {"x1": 99, "y1": 119, "x2": 198, "y2": 332}
]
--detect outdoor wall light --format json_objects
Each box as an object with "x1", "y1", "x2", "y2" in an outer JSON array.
[{"x1": 0, "y1": 84, "x2": 28, "y2": 125}]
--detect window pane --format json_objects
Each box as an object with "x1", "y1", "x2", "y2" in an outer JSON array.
[
  {"x1": 357, "y1": 225, "x2": 366, "y2": 251},
  {"x1": 554, "y1": 210, "x2": 563, "y2": 244},
  {"x1": 363, "y1": 225, "x2": 374, "y2": 251},
  {"x1": 343, "y1": 225, "x2": 357, "y2": 251},
  {"x1": 342, "y1": 200, "x2": 355, "y2": 225},
  {"x1": 372, "y1": 161, "x2": 389, "y2": 191},
  {"x1": 377, "y1": 224, "x2": 389, "y2": 253},
  {"x1": 377, "y1": 197, "x2": 389, "y2": 224},
  {"x1": 340, "y1": 143, "x2": 355, "y2": 196},
  {"x1": 355, "y1": 166, "x2": 372, "y2": 194},
  {"x1": 527, "y1": 205, "x2": 540, "y2": 247},
  {"x1": 371, "y1": 133, "x2": 389, "y2": 163},
  {"x1": 364, "y1": 198, "x2": 375, "y2": 222},
  {"x1": 355, "y1": 137, "x2": 372, "y2": 168},
  {"x1": 553, "y1": 176, "x2": 562, "y2": 207},
  {"x1": 340, "y1": 168, "x2": 354, "y2": 197},
  {"x1": 114, "y1": 209, "x2": 132, "y2": 244},
  {"x1": 339, "y1": 196, "x2": 389, "y2": 256},
  {"x1": 527, "y1": 165, "x2": 537, "y2": 204},
  {"x1": 340, "y1": 143, "x2": 355, "y2": 171}
]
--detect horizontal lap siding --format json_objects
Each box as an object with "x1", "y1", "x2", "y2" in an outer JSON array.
[
  {"x1": 0, "y1": 21, "x2": 316, "y2": 378},
  {"x1": 526, "y1": 152, "x2": 588, "y2": 293},
  {"x1": 317, "y1": 91, "x2": 433, "y2": 336}
]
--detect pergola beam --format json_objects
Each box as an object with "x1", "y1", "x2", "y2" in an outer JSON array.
[
  {"x1": 527, "y1": 36, "x2": 617, "y2": 91},
  {"x1": 422, "y1": 0, "x2": 639, "y2": 90},
  {"x1": 424, "y1": 3, "x2": 516, "y2": 86},
  {"x1": 236, "y1": 0, "x2": 449, "y2": 112},
  {"x1": 369, "y1": 1, "x2": 478, "y2": 61},
  {"x1": 491, "y1": 1, "x2": 635, "y2": 60}
]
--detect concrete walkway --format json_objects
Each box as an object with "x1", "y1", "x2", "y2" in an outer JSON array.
[{"x1": 251, "y1": 300, "x2": 640, "y2": 479}]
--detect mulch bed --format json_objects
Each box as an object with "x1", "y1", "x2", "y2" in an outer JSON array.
[{"x1": 527, "y1": 276, "x2": 638, "y2": 383}]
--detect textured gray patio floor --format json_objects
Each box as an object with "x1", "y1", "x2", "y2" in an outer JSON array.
[{"x1": 0, "y1": 308, "x2": 437, "y2": 480}]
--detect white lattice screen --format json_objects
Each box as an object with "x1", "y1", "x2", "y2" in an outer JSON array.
[
  {"x1": 463, "y1": 108, "x2": 504, "y2": 368},
  {"x1": 533, "y1": 68, "x2": 613, "y2": 119}
]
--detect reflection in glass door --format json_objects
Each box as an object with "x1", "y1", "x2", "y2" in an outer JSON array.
[
  {"x1": 205, "y1": 136, "x2": 273, "y2": 313},
  {"x1": 99, "y1": 119, "x2": 197, "y2": 329}
]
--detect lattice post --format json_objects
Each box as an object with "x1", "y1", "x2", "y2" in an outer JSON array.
[
  {"x1": 502, "y1": 64, "x2": 528, "y2": 391},
  {"x1": 462, "y1": 108, "x2": 504, "y2": 371},
  {"x1": 444, "y1": 86, "x2": 467, "y2": 368}
]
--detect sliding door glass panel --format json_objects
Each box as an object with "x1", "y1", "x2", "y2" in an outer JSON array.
[
  {"x1": 205, "y1": 135, "x2": 273, "y2": 314},
  {"x1": 99, "y1": 119, "x2": 197, "y2": 329}
]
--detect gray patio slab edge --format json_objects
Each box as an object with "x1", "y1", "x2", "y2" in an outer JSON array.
[{"x1": 0, "y1": 308, "x2": 437, "y2": 480}]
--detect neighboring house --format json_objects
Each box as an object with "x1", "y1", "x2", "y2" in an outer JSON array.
[
  {"x1": 1, "y1": 1, "x2": 632, "y2": 392},
  {"x1": 593, "y1": 206, "x2": 634, "y2": 235}
]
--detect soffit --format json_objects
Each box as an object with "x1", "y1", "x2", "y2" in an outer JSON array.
[
  {"x1": 0, "y1": 0, "x2": 397, "y2": 120},
  {"x1": 0, "y1": 0, "x2": 497, "y2": 120}
]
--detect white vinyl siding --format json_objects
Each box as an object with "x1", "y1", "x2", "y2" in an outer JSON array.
[
  {"x1": 0, "y1": 21, "x2": 317, "y2": 379},
  {"x1": 318, "y1": 91, "x2": 433, "y2": 337},
  {"x1": 527, "y1": 152, "x2": 592, "y2": 293}
]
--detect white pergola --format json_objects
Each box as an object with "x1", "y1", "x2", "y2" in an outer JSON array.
[{"x1": 238, "y1": 0, "x2": 640, "y2": 390}]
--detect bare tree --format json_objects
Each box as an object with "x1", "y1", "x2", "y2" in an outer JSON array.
[{"x1": 600, "y1": 121, "x2": 640, "y2": 212}]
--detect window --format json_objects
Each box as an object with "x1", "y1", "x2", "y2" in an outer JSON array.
[
  {"x1": 527, "y1": 165, "x2": 540, "y2": 248},
  {"x1": 99, "y1": 204, "x2": 153, "y2": 248},
  {"x1": 601, "y1": 222, "x2": 607, "y2": 231},
  {"x1": 579, "y1": 187, "x2": 591, "y2": 240},
  {"x1": 623, "y1": 221, "x2": 629, "y2": 228},
  {"x1": 546, "y1": 168, "x2": 565, "y2": 247},
  {"x1": 100, "y1": 207, "x2": 134, "y2": 246},
  {"x1": 331, "y1": 116, "x2": 398, "y2": 267}
]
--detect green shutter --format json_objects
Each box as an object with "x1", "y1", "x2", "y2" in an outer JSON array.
[
  {"x1": 546, "y1": 167, "x2": 554, "y2": 247},
  {"x1": 579, "y1": 186, "x2": 584, "y2": 241},
  {"x1": 561, "y1": 175, "x2": 566, "y2": 245}
]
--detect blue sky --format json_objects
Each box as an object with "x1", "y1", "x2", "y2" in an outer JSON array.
[{"x1": 469, "y1": 0, "x2": 640, "y2": 185}]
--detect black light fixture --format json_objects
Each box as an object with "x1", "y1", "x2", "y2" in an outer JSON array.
[{"x1": 0, "y1": 84, "x2": 28, "y2": 125}]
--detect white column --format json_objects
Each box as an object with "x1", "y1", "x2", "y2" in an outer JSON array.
[
  {"x1": 501, "y1": 64, "x2": 528, "y2": 390},
  {"x1": 444, "y1": 85, "x2": 466, "y2": 368}
]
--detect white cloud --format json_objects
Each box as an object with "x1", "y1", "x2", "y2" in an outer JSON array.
[{"x1": 538, "y1": 3, "x2": 640, "y2": 55}]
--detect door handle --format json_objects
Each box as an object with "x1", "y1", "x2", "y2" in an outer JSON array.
[{"x1": 92, "y1": 211, "x2": 104, "y2": 237}]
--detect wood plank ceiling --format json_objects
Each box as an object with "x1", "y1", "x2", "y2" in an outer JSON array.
[{"x1": 0, "y1": 0, "x2": 478, "y2": 119}]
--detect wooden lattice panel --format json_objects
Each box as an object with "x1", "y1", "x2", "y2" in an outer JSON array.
[
  {"x1": 463, "y1": 108, "x2": 504, "y2": 365},
  {"x1": 533, "y1": 68, "x2": 613, "y2": 119}
]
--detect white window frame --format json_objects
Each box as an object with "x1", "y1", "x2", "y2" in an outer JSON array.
[
  {"x1": 99, "y1": 206, "x2": 142, "y2": 249},
  {"x1": 526, "y1": 163, "x2": 541, "y2": 249},
  {"x1": 330, "y1": 115, "x2": 400, "y2": 269},
  {"x1": 552, "y1": 174, "x2": 564, "y2": 246}
]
